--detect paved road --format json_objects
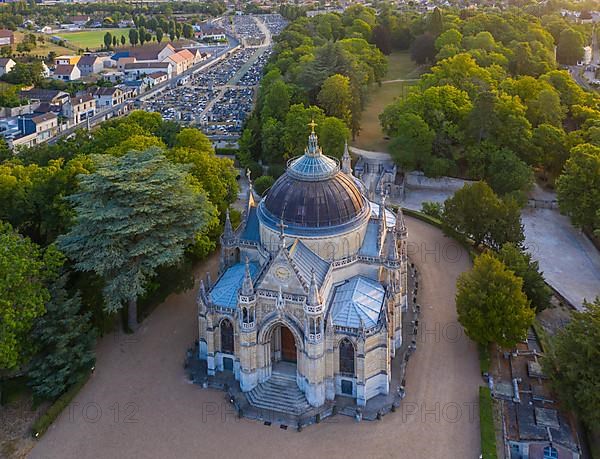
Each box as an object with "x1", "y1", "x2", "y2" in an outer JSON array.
[{"x1": 29, "y1": 216, "x2": 481, "y2": 459}]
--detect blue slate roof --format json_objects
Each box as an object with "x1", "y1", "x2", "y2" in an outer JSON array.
[
  {"x1": 330, "y1": 276, "x2": 385, "y2": 329},
  {"x1": 111, "y1": 51, "x2": 130, "y2": 61},
  {"x1": 288, "y1": 240, "x2": 329, "y2": 287},
  {"x1": 369, "y1": 201, "x2": 396, "y2": 226},
  {"x1": 209, "y1": 262, "x2": 259, "y2": 308},
  {"x1": 240, "y1": 206, "x2": 260, "y2": 242},
  {"x1": 358, "y1": 221, "x2": 380, "y2": 257}
]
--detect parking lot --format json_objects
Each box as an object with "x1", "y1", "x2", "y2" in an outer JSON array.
[{"x1": 143, "y1": 14, "x2": 287, "y2": 142}]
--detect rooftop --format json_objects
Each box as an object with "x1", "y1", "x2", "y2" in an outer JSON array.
[
  {"x1": 330, "y1": 276, "x2": 385, "y2": 329},
  {"x1": 209, "y1": 262, "x2": 260, "y2": 309}
]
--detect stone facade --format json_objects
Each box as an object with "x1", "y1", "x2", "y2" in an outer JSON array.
[{"x1": 197, "y1": 131, "x2": 408, "y2": 408}]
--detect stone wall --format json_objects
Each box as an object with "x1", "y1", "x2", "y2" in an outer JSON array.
[{"x1": 405, "y1": 171, "x2": 474, "y2": 192}]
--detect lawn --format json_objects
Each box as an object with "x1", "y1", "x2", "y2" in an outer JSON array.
[
  {"x1": 352, "y1": 51, "x2": 423, "y2": 152},
  {"x1": 55, "y1": 28, "x2": 131, "y2": 50}
]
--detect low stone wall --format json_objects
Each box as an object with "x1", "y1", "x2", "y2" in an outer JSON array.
[{"x1": 405, "y1": 171, "x2": 474, "y2": 192}]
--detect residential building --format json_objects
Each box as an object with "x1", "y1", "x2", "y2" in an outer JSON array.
[
  {"x1": 0, "y1": 57, "x2": 16, "y2": 77},
  {"x1": 0, "y1": 29, "x2": 14, "y2": 46},
  {"x1": 21, "y1": 112, "x2": 59, "y2": 142},
  {"x1": 62, "y1": 95, "x2": 96, "y2": 125},
  {"x1": 77, "y1": 54, "x2": 106, "y2": 76},
  {"x1": 68, "y1": 15, "x2": 90, "y2": 26},
  {"x1": 55, "y1": 55, "x2": 80, "y2": 66},
  {"x1": 122, "y1": 61, "x2": 173, "y2": 81},
  {"x1": 20, "y1": 88, "x2": 70, "y2": 111},
  {"x1": 53, "y1": 64, "x2": 81, "y2": 81},
  {"x1": 91, "y1": 86, "x2": 125, "y2": 109},
  {"x1": 194, "y1": 23, "x2": 227, "y2": 41},
  {"x1": 143, "y1": 71, "x2": 168, "y2": 87},
  {"x1": 111, "y1": 43, "x2": 176, "y2": 64}
]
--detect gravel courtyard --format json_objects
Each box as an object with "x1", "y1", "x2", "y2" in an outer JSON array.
[{"x1": 30, "y1": 216, "x2": 482, "y2": 459}]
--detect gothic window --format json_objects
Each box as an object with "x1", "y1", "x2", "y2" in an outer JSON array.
[
  {"x1": 242, "y1": 307, "x2": 248, "y2": 323},
  {"x1": 220, "y1": 319, "x2": 234, "y2": 354},
  {"x1": 339, "y1": 339, "x2": 355, "y2": 376}
]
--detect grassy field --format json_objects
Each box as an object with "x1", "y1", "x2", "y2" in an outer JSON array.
[
  {"x1": 352, "y1": 51, "x2": 423, "y2": 152},
  {"x1": 13, "y1": 31, "x2": 75, "y2": 59},
  {"x1": 55, "y1": 28, "x2": 131, "y2": 50}
]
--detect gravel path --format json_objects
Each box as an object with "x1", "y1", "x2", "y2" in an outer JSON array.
[{"x1": 30, "y1": 217, "x2": 481, "y2": 459}]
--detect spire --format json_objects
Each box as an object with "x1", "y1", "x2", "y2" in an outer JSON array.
[
  {"x1": 305, "y1": 119, "x2": 322, "y2": 158},
  {"x1": 378, "y1": 190, "x2": 387, "y2": 249},
  {"x1": 223, "y1": 208, "x2": 234, "y2": 243},
  {"x1": 276, "y1": 286, "x2": 285, "y2": 311},
  {"x1": 246, "y1": 168, "x2": 256, "y2": 209},
  {"x1": 241, "y1": 257, "x2": 254, "y2": 296},
  {"x1": 341, "y1": 140, "x2": 352, "y2": 174},
  {"x1": 307, "y1": 268, "x2": 321, "y2": 306},
  {"x1": 395, "y1": 206, "x2": 407, "y2": 237}
]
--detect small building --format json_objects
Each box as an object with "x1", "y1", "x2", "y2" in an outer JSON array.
[
  {"x1": 91, "y1": 86, "x2": 125, "y2": 109},
  {"x1": 578, "y1": 46, "x2": 593, "y2": 66},
  {"x1": 77, "y1": 54, "x2": 105, "y2": 76},
  {"x1": 55, "y1": 55, "x2": 80, "y2": 66},
  {"x1": 21, "y1": 112, "x2": 59, "y2": 142},
  {"x1": 53, "y1": 64, "x2": 81, "y2": 81},
  {"x1": 68, "y1": 15, "x2": 90, "y2": 26},
  {"x1": 62, "y1": 94, "x2": 96, "y2": 125},
  {"x1": 194, "y1": 23, "x2": 227, "y2": 41},
  {"x1": 122, "y1": 61, "x2": 173, "y2": 81},
  {"x1": 20, "y1": 88, "x2": 70, "y2": 110},
  {"x1": 39, "y1": 26, "x2": 53, "y2": 34},
  {"x1": 0, "y1": 29, "x2": 15, "y2": 46},
  {"x1": 143, "y1": 71, "x2": 168, "y2": 87},
  {"x1": 0, "y1": 57, "x2": 16, "y2": 77},
  {"x1": 100, "y1": 70, "x2": 124, "y2": 83}
]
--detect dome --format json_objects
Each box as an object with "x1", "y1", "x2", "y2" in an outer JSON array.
[
  {"x1": 263, "y1": 171, "x2": 367, "y2": 228},
  {"x1": 261, "y1": 126, "x2": 368, "y2": 229}
]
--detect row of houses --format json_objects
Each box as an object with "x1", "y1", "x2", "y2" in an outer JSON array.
[
  {"x1": 50, "y1": 43, "x2": 209, "y2": 82},
  {"x1": 0, "y1": 86, "x2": 135, "y2": 148}
]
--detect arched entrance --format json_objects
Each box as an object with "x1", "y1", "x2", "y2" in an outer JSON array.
[{"x1": 280, "y1": 326, "x2": 297, "y2": 363}]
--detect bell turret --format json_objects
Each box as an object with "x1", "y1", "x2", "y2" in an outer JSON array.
[
  {"x1": 241, "y1": 257, "x2": 254, "y2": 296},
  {"x1": 307, "y1": 269, "x2": 321, "y2": 307}
]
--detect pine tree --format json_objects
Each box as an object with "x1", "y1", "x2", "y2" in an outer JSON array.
[
  {"x1": 28, "y1": 276, "x2": 96, "y2": 400},
  {"x1": 58, "y1": 148, "x2": 217, "y2": 331}
]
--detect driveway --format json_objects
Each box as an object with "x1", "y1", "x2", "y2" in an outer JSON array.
[{"x1": 30, "y1": 217, "x2": 481, "y2": 459}]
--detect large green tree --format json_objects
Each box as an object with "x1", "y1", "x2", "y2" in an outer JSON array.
[
  {"x1": 317, "y1": 74, "x2": 353, "y2": 129},
  {"x1": 27, "y1": 275, "x2": 96, "y2": 400},
  {"x1": 544, "y1": 299, "x2": 600, "y2": 428},
  {"x1": 496, "y1": 243, "x2": 551, "y2": 312},
  {"x1": 442, "y1": 181, "x2": 524, "y2": 249},
  {"x1": 556, "y1": 143, "x2": 600, "y2": 235},
  {"x1": 58, "y1": 148, "x2": 217, "y2": 330},
  {"x1": 0, "y1": 223, "x2": 62, "y2": 369},
  {"x1": 456, "y1": 252, "x2": 534, "y2": 348},
  {"x1": 556, "y1": 28, "x2": 584, "y2": 65}
]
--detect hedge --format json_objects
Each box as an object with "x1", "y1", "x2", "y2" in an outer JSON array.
[
  {"x1": 479, "y1": 386, "x2": 498, "y2": 459},
  {"x1": 31, "y1": 371, "x2": 92, "y2": 438}
]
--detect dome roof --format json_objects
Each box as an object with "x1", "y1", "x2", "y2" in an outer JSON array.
[
  {"x1": 263, "y1": 171, "x2": 367, "y2": 228},
  {"x1": 261, "y1": 127, "x2": 368, "y2": 229}
]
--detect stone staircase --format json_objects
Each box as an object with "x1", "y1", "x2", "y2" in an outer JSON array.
[{"x1": 246, "y1": 371, "x2": 312, "y2": 416}]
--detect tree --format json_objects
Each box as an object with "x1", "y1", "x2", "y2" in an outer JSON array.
[
  {"x1": 496, "y1": 243, "x2": 551, "y2": 312},
  {"x1": 254, "y1": 175, "x2": 274, "y2": 196},
  {"x1": 283, "y1": 104, "x2": 325, "y2": 157},
  {"x1": 530, "y1": 124, "x2": 568, "y2": 178},
  {"x1": 387, "y1": 113, "x2": 435, "y2": 171},
  {"x1": 112, "y1": 35, "x2": 117, "y2": 48},
  {"x1": 57, "y1": 148, "x2": 217, "y2": 330},
  {"x1": 139, "y1": 27, "x2": 147, "y2": 45},
  {"x1": 0, "y1": 223, "x2": 62, "y2": 369},
  {"x1": 317, "y1": 74, "x2": 353, "y2": 129},
  {"x1": 120, "y1": 35, "x2": 126, "y2": 46},
  {"x1": 2, "y1": 61, "x2": 44, "y2": 86},
  {"x1": 318, "y1": 116, "x2": 350, "y2": 159},
  {"x1": 428, "y1": 7, "x2": 444, "y2": 37},
  {"x1": 129, "y1": 28, "x2": 139, "y2": 46},
  {"x1": 155, "y1": 27, "x2": 163, "y2": 43},
  {"x1": 104, "y1": 31, "x2": 112, "y2": 49},
  {"x1": 442, "y1": 181, "x2": 524, "y2": 249},
  {"x1": 262, "y1": 79, "x2": 290, "y2": 122},
  {"x1": 556, "y1": 28, "x2": 584, "y2": 65},
  {"x1": 456, "y1": 252, "x2": 534, "y2": 348},
  {"x1": 556, "y1": 143, "x2": 600, "y2": 234},
  {"x1": 183, "y1": 23, "x2": 193, "y2": 40},
  {"x1": 411, "y1": 33, "x2": 436, "y2": 64},
  {"x1": 27, "y1": 275, "x2": 96, "y2": 400},
  {"x1": 544, "y1": 299, "x2": 600, "y2": 428}
]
